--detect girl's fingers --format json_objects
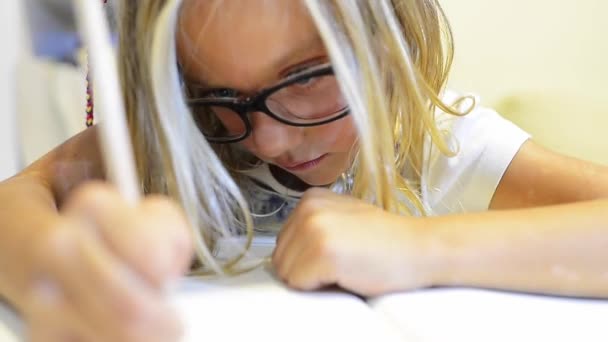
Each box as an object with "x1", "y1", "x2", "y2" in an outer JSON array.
[
  {"x1": 63, "y1": 183, "x2": 194, "y2": 288},
  {"x1": 21, "y1": 182, "x2": 185, "y2": 342},
  {"x1": 276, "y1": 217, "x2": 339, "y2": 291},
  {"x1": 28, "y1": 318, "x2": 100, "y2": 342},
  {"x1": 273, "y1": 216, "x2": 332, "y2": 288},
  {"x1": 273, "y1": 190, "x2": 340, "y2": 290},
  {"x1": 273, "y1": 219, "x2": 309, "y2": 279},
  {"x1": 273, "y1": 193, "x2": 318, "y2": 262},
  {"x1": 26, "y1": 283, "x2": 101, "y2": 342},
  {"x1": 29, "y1": 223, "x2": 182, "y2": 342},
  {"x1": 273, "y1": 206, "x2": 298, "y2": 259},
  {"x1": 283, "y1": 244, "x2": 337, "y2": 291},
  {"x1": 272, "y1": 219, "x2": 296, "y2": 268},
  {"x1": 137, "y1": 196, "x2": 194, "y2": 279},
  {"x1": 28, "y1": 325, "x2": 82, "y2": 342}
]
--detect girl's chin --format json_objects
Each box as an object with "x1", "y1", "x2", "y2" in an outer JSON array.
[
  {"x1": 296, "y1": 161, "x2": 348, "y2": 187},
  {"x1": 297, "y1": 171, "x2": 340, "y2": 187}
]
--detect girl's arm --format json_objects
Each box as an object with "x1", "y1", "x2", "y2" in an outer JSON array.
[
  {"x1": 426, "y1": 198, "x2": 608, "y2": 298},
  {"x1": 491, "y1": 140, "x2": 608, "y2": 209},
  {"x1": 272, "y1": 141, "x2": 608, "y2": 297},
  {"x1": 431, "y1": 140, "x2": 608, "y2": 297}
]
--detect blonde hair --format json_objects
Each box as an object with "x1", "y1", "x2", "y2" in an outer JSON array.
[{"x1": 117, "y1": 0, "x2": 470, "y2": 273}]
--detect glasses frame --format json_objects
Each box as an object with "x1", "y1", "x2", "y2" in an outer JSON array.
[{"x1": 186, "y1": 63, "x2": 350, "y2": 143}]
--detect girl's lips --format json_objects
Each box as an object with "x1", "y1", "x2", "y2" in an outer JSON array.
[{"x1": 281, "y1": 154, "x2": 328, "y2": 171}]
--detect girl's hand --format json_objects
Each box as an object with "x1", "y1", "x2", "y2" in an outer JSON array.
[
  {"x1": 18, "y1": 182, "x2": 194, "y2": 342},
  {"x1": 272, "y1": 188, "x2": 440, "y2": 297}
]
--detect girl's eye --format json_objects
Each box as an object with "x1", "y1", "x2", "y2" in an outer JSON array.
[
  {"x1": 207, "y1": 88, "x2": 239, "y2": 98},
  {"x1": 295, "y1": 77, "x2": 315, "y2": 86}
]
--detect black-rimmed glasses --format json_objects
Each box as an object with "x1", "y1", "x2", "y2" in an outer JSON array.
[{"x1": 185, "y1": 63, "x2": 350, "y2": 143}]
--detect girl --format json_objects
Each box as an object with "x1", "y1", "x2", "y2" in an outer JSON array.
[{"x1": 1, "y1": 0, "x2": 608, "y2": 341}]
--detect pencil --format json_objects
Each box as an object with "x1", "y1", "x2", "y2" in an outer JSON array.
[{"x1": 73, "y1": 0, "x2": 140, "y2": 204}]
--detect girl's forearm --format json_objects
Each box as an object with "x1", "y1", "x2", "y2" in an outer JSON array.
[
  {"x1": 424, "y1": 199, "x2": 608, "y2": 298},
  {"x1": 0, "y1": 174, "x2": 61, "y2": 310}
]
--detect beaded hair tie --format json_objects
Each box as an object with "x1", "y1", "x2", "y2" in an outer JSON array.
[{"x1": 85, "y1": 0, "x2": 108, "y2": 127}]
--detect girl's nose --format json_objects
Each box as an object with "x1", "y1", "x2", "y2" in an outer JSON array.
[{"x1": 247, "y1": 112, "x2": 303, "y2": 159}]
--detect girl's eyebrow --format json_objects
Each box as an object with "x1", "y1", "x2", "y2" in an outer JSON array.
[
  {"x1": 183, "y1": 35, "x2": 325, "y2": 91},
  {"x1": 180, "y1": 65, "x2": 210, "y2": 89},
  {"x1": 273, "y1": 35, "x2": 325, "y2": 75},
  {"x1": 182, "y1": 76, "x2": 209, "y2": 90}
]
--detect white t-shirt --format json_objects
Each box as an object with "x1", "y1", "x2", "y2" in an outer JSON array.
[
  {"x1": 421, "y1": 93, "x2": 531, "y2": 215},
  {"x1": 240, "y1": 93, "x2": 530, "y2": 231}
]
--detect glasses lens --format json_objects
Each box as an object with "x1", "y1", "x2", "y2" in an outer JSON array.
[
  {"x1": 265, "y1": 74, "x2": 347, "y2": 123},
  {"x1": 191, "y1": 105, "x2": 247, "y2": 141}
]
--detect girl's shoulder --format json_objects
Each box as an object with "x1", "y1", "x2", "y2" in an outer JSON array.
[{"x1": 422, "y1": 90, "x2": 531, "y2": 215}]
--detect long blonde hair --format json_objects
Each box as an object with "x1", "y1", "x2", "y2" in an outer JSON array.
[{"x1": 117, "y1": 0, "x2": 469, "y2": 273}]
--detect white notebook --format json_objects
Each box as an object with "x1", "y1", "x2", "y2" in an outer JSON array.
[
  {"x1": 170, "y1": 236, "x2": 608, "y2": 342},
  {"x1": 1, "y1": 236, "x2": 607, "y2": 341}
]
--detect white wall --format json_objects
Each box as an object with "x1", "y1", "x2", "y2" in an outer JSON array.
[
  {"x1": 0, "y1": 1, "x2": 29, "y2": 180},
  {"x1": 443, "y1": 0, "x2": 608, "y2": 165}
]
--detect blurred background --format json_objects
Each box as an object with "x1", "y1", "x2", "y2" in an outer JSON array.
[
  {"x1": 0, "y1": 0, "x2": 606, "y2": 181},
  {"x1": 0, "y1": 0, "x2": 116, "y2": 181},
  {"x1": 443, "y1": 0, "x2": 608, "y2": 166}
]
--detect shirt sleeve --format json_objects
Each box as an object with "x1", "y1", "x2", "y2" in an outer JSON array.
[{"x1": 421, "y1": 98, "x2": 531, "y2": 215}]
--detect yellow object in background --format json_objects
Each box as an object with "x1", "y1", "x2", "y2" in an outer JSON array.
[
  {"x1": 494, "y1": 92, "x2": 608, "y2": 165},
  {"x1": 444, "y1": 0, "x2": 608, "y2": 165}
]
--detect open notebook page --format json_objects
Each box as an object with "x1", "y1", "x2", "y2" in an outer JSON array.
[
  {"x1": 170, "y1": 266, "x2": 404, "y2": 342},
  {"x1": 169, "y1": 235, "x2": 404, "y2": 342},
  {"x1": 370, "y1": 288, "x2": 608, "y2": 342}
]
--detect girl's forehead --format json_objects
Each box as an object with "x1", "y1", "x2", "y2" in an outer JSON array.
[
  {"x1": 178, "y1": 0, "x2": 324, "y2": 90},
  {"x1": 180, "y1": 0, "x2": 302, "y2": 18}
]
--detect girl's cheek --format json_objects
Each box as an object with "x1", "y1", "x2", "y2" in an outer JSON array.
[
  {"x1": 315, "y1": 118, "x2": 358, "y2": 152},
  {"x1": 237, "y1": 117, "x2": 357, "y2": 159}
]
